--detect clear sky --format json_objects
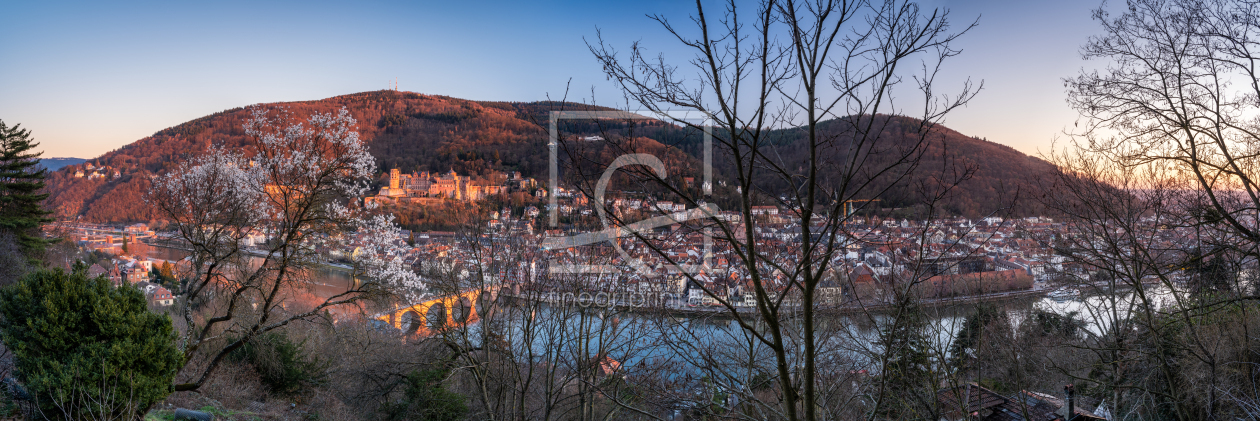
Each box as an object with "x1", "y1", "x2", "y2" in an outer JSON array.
[{"x1": 1, "y1": 0, "x2": 1104, "y2": 159}]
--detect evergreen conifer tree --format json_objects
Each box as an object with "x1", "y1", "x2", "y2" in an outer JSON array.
[
  {"x1": 0, "y1": 266, "x2": 181, "y2": 419},
  {"x1": 0, "y1": 120, "x2": 53, "y2": 257},
  {"x1": 875, "y1": 304, "x2": 937, "y2": 419}
]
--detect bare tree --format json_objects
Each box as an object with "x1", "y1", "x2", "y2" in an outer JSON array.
[
  {"x1": 1040, "y1": 144, "x2": 1260, "y2": 419},
  {"x1": 578, "y1": 0, "x2": 981, "y2": 419},
  {"x1": 1048, "y1": 0, "x2": 1260, "y2": 418},
  {"x1": 1066, "y1": 0, "x2": 1260, "y2": 281}
]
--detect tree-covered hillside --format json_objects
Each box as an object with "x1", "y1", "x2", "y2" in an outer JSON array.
[{"x1": 43, "y1": 91, "x2": 1059, "y2": 223}]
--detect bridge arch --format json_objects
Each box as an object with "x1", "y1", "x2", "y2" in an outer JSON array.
[
  {"x1": 476, "y1": 291, "x2": 494, "y2": 319},
  {"x1": 452, "y1": 296, "x2": 472, "y2": 324},
  {"x1": 382, "y1": 287, "x2": 498, "y2": 337},
  {"x1": 426, "y1": 302, "x2": 446, "y2": 329},
  {"x1": 400, "y1": 310, "x2": 423, "y2": 335}
]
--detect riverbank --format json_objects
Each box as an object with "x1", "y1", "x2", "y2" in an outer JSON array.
[
  {"x1": 145, "y1": 238, "x2": 356, "y2": 274},
  {"x1": 500, "y1": 286, "x2": 1052, "y2": 317}
]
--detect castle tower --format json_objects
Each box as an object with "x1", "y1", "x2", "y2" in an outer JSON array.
[{"x1": 390, "y1": 168, "x2": 401, "y2": 190}]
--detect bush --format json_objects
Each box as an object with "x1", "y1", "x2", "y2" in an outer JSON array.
[
  {"x1": 0, "y1": 266, "x2": 181, "y2": 420},
  {"x1": 379, "y1": 368, "x2": 467, "y2": 421},
  {"x1": 231, "y1": 332, "x2": 328, "y2": 397}
]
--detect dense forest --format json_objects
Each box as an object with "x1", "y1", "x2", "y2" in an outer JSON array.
[
  {"x1": 43, "y1": 90, "x2": 1059, "y2": 223},
  {"x1": 776, "y1": 116, "x2": 1059, "y2": 217}
]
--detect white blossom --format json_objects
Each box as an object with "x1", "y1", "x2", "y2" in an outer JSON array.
[{"x1": 152, "y1": 105, "x2": 423, "y2": 299}]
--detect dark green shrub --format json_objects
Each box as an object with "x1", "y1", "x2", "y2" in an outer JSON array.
[
  {"x1": 379, "y1": 368, "x2": 467, "y2": 421},
  {"x1": 231, "y1": 332, "x2": 328, "y2": 396},
  {"x1": 0, "y1": 267, "x2": 181, "y2": 419}
]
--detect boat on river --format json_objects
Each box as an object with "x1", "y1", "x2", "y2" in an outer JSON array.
[{"x1": 1048, "y1": 287, "x2": 1080, "y2": 302}]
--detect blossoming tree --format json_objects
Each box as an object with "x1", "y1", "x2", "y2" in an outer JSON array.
[{"x1": 149, "y1": 106, "x2": 423, "y2": 392}]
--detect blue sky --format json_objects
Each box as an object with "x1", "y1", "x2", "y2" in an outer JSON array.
[{"x1": 1, "y1": 0, "x2": 1103, "y2": 159}]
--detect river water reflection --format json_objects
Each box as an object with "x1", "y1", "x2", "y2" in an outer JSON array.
[
  {"x1": 142, "y1": 243, "x2": 1177, "y2": 370},
  {"x1": 472, "y1": 283, "x2": 1185, "y2": 375},
  {"x1": 142, "y1": 245, "x2": 357, "y2": 299}
]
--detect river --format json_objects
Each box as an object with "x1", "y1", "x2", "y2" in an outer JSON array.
[
  {"x1": 143, "y1": 241, "x2": 1177, "y2": 368},
  {"x1": 470, "y1": 282, "x2": 1186, "y2": 376},
  {"x1": 142, "y1": 245, "x2": 358, "y2": 300}
]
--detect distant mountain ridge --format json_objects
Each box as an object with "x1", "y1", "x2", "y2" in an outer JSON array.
[
  {"x1": 776, "y1": 115, "x2": 1057, "y2": 217},
  {"x1": 40, "y1": 157, "x2": 86, "y2": 172},
  {"x1": 42, "y1": 90, "x2": 1058, "y2": 223}
]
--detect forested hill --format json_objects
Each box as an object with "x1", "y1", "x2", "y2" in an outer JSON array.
[
  {"x1": 769, "y1": 115, "x2": 1060, "y2": 217},
  {"x1": 43, "y1": 90, "x2": 1058, "y2": 223},
  {"x1": 43, "y1": 91, "x2": 609, "y2": 222}
]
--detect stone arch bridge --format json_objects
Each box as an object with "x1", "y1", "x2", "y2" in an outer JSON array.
[{"x1": 377, "y1": 287, "x2": 499, "y2": 336}]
